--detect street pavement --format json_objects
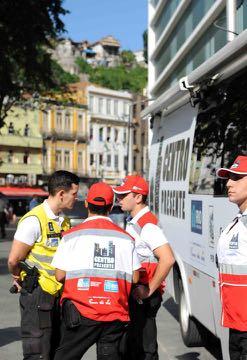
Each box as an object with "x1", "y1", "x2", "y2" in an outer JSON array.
[{"x1": 0, "y1": 226, "x2": 222, "y2": 360}]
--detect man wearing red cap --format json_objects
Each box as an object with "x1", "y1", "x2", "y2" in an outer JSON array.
[
  {"x1": 52, "y1": 182, "x2": 140, "y2": 360},
  {"x1": 217, "y1": 156, "x2": 247, "y2": 360},
  {"x1": 114, "y1": 175, "x2": 175, "y2": 360}
]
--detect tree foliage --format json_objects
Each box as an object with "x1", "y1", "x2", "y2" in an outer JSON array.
[
  {"x1": 50, "y1": 60, "x2": 79, "y2": 91},
  {"x1": 0, "y1": 0, "x2": 69, "y2": 127},
  {"x1": 192, "y1": 72, "x2": 247, "y2": 196},
  {"x1": 194, "y1": 77, "x2": 247, "y2": 168},
  {"x1": 76, "y1": 58, "x2": 147, "y2": 94},
  {"x1": 75, "y1": 58, "x2": 92, "y2": 75},
  {"x1": 120, "y1": 50, "x2": 136, "y2": 66}
]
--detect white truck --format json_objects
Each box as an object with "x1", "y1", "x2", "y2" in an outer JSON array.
[{"x1": 144, "y1": 29, "x2": 247, "y2": 359}]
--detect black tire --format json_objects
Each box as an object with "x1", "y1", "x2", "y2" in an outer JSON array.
[{"x1": 178, "y1": 279, "x2": 204, "y2": 347}]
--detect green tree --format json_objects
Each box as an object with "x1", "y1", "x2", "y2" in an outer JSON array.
[
  {"x1": 90, "y1": 66, "x2": 126, "y2": 90},
  {"x1": 50, "y1": 60, "x2": 79, "y2": 91},
  {"x1": 0, "y1": 0, "x2": 68, "y2": 128},
  {"x1": 75, "y1": 58, "x2": 93, "y2": 75},
  {"x1": 77, "y1": 59, "x2": 147, "y2": 94},
  {"x1": 90, "y1": 65, "x2": 147, "y2": 93},
  {"x1": 191, "y1": 73, "x2": 247, "y2": 195},
  {"x1": 120, "y1": 50, "x2": 136, "y2": 66},
  {"x1": 127, "y1": 66, "x2": 147, "y2": 93}
]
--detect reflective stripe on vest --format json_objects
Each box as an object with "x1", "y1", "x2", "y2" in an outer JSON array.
[
  {"x1": 220, "y1": 263, "x2": 247, "y2": 276},
  {"x1": 138, "y1": 254, "x2": 158, "y2": 264},
  {"x1": 64, "y1": 228, "x2": 132, "y2": 242},
  {"x1": 25, "y1": 258, "x2": 55, "y2": 276},
  {"x1": 66, "y1": 268, "x2": 133, "y2": 283}
]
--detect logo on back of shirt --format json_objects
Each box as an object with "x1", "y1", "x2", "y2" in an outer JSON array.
[
  {"x1": 93, "y1": 241, "x2": 115, "y2": 269},
  {"x1": 229, "y1": 234, "x2": 239, "y2": 249},
  {"x1": 77, "y1": 278, "x2": 90, "y2": 290},
  {"x1": 104, "y1": 280, "x2": 119, "y2": 292}
]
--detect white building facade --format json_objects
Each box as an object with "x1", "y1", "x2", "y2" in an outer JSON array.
[
  {"x1": 148, "y1": 0, "x2": 247, "y2": 99},
  {"x1": 88, "y1": 85, "x2": 133, "y2": 184}
]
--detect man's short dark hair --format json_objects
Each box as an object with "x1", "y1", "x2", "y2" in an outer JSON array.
[
  {"x1": 142, "y1": 195, "x2": 148, "y2": 204},
  {"x1": 88, "y1": 198, "x2": 112, "y2": 216},
  {"x1": 133, "y1": 193, "x2": 147, "y2": 204},
  {"x1": 48, "y1": 171, "x2": 80, "y2": 196}
]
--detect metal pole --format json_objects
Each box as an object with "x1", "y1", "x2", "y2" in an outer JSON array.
[
  {"x1": 226, "y1": 0, "x2": 236, "y2": 42},
  {"x1": 127, "y1": 105, "x2": 132, "y2": 174}
]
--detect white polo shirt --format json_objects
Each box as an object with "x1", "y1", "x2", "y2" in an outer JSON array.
[
  {"x1": 217, "y1": 209, "x2": 247, "y2": 265},
  {"x1": 14, "y1": 200, "x2": 64, "y2": 246},
  {"x1": 126, "y1": 206, "x2": 168, "y2": 260}
]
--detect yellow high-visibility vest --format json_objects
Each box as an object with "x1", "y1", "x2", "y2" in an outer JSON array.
[{"x1": 19, "y1": 203, "x2": 70, "y2": 295}]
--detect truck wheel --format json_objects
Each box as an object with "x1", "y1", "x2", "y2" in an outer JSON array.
[{"x1": 178, "y1": 280, "x2": 204, "y2": 347}]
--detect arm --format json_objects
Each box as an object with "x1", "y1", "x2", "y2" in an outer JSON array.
[
  {"x1": 8, "y1": 216, "x2": 40, "y2": 279},
  {"x1": 133, "y1": 270, "x2": 139, "y2": 284},
  {"x1": 8, "y1": 240, "x2": 32, "y2": 278},
  {"x1": 55, "y1": 268, "x2": 66, "y2": 283},
  {"x1": 134, "y1": 243, "x2": 175, "y2": 299},
  {"x1": 52, "y1": 238, "x2": 68, "y2": 283},
  {"x1": 148, "y1": 243, "x2": 175, "y2": 296}
]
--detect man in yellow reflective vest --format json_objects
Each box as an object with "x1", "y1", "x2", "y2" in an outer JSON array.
[{"x1": 8, "y1": 170, "x2": 79, "y2": 360}]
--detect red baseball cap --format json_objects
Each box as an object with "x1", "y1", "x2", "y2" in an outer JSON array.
[
  {"x1": 216, "y1": 156, "x2": 247, "y2": 179},
  {"x1": 113, "y1": 175, "x2": 149, "y2": 195},
  {"x1": 86, "y1": 182, "x2": 114, "y2": 206}
]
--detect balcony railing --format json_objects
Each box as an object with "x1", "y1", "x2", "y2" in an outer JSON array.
[
  {"x1": 42, "y1": 130, "x2": 87, "y2": 143},
  {"x1": 0, "y1": 162, "x2": 43, "y2": 174},
  {"x1": 0, "y1": 134, "x2": 42, "y2": 148}
]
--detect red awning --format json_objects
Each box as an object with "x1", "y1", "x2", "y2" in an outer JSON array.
[{"x1": 0, "y1": 187, "x2": 48, "y2": 197}]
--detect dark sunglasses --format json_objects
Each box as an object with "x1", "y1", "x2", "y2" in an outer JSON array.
[
  {"x1": 226, "y1": 173, "x2": 247, "y2": 181},
  {"x1": 116, "y1": 193, "x2": 131, "y2": 200}
]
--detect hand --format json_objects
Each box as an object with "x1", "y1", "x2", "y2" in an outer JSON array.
[
  {"x1": 12, "y1": 279, "x2": 22, "y2": 292},
  {"x1": 12, "y1": 274, "x2": 20, "y2": 281},
  {"x1": 132, "y1": 285, "x2": 150, "y2": 300}
]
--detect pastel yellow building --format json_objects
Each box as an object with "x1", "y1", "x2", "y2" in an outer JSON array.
[
  {"x1": 40, "y1": 93, "x2": 88, "y2": 181},
  {"x1": 0, "y1": 106, "x2": 43, "y2": 186}
]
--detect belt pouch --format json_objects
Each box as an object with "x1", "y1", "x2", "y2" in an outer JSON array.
[{"x1": 62, "y1": 299, "x2": 81, "y2": 328}]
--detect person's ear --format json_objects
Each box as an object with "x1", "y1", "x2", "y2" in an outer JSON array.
[
  {"x1": 57, "y1": 189, "x2": 64, "y2": 201},
  {"x1": 135, "y1": 193, "x2": 143, "y2": 204},
  {"x1": 85, "y1": 200, "x2": 88, "y2": 208}
]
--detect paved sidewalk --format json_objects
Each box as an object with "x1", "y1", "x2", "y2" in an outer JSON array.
[
  {"x1": 0, "y1": 239, "x2": 12, "y2": 265},
  {"x1": 0, "y1": 225, "x2": 15, "y2": 272},
  {"x1": 0, "y1": 237, "x2": 22, "y2": 360}
]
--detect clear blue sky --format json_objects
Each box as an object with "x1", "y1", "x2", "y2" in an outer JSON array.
[{"x1": 62, "y1": 0, "x2": 148, "y2": 51}]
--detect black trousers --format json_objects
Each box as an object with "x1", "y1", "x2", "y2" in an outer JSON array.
[
  {"x1": 125, "y1": 289, "x2": 162, "y2": 360},
  {"x1": 19, "y1": 286, "x2": 60, "y2": 360},
  {"x1": 54, "y1": 311, "x2": 127, "y2": 360},
  {"x1": 229, "y1": 328, "x2": 247, "y2": 360}
]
